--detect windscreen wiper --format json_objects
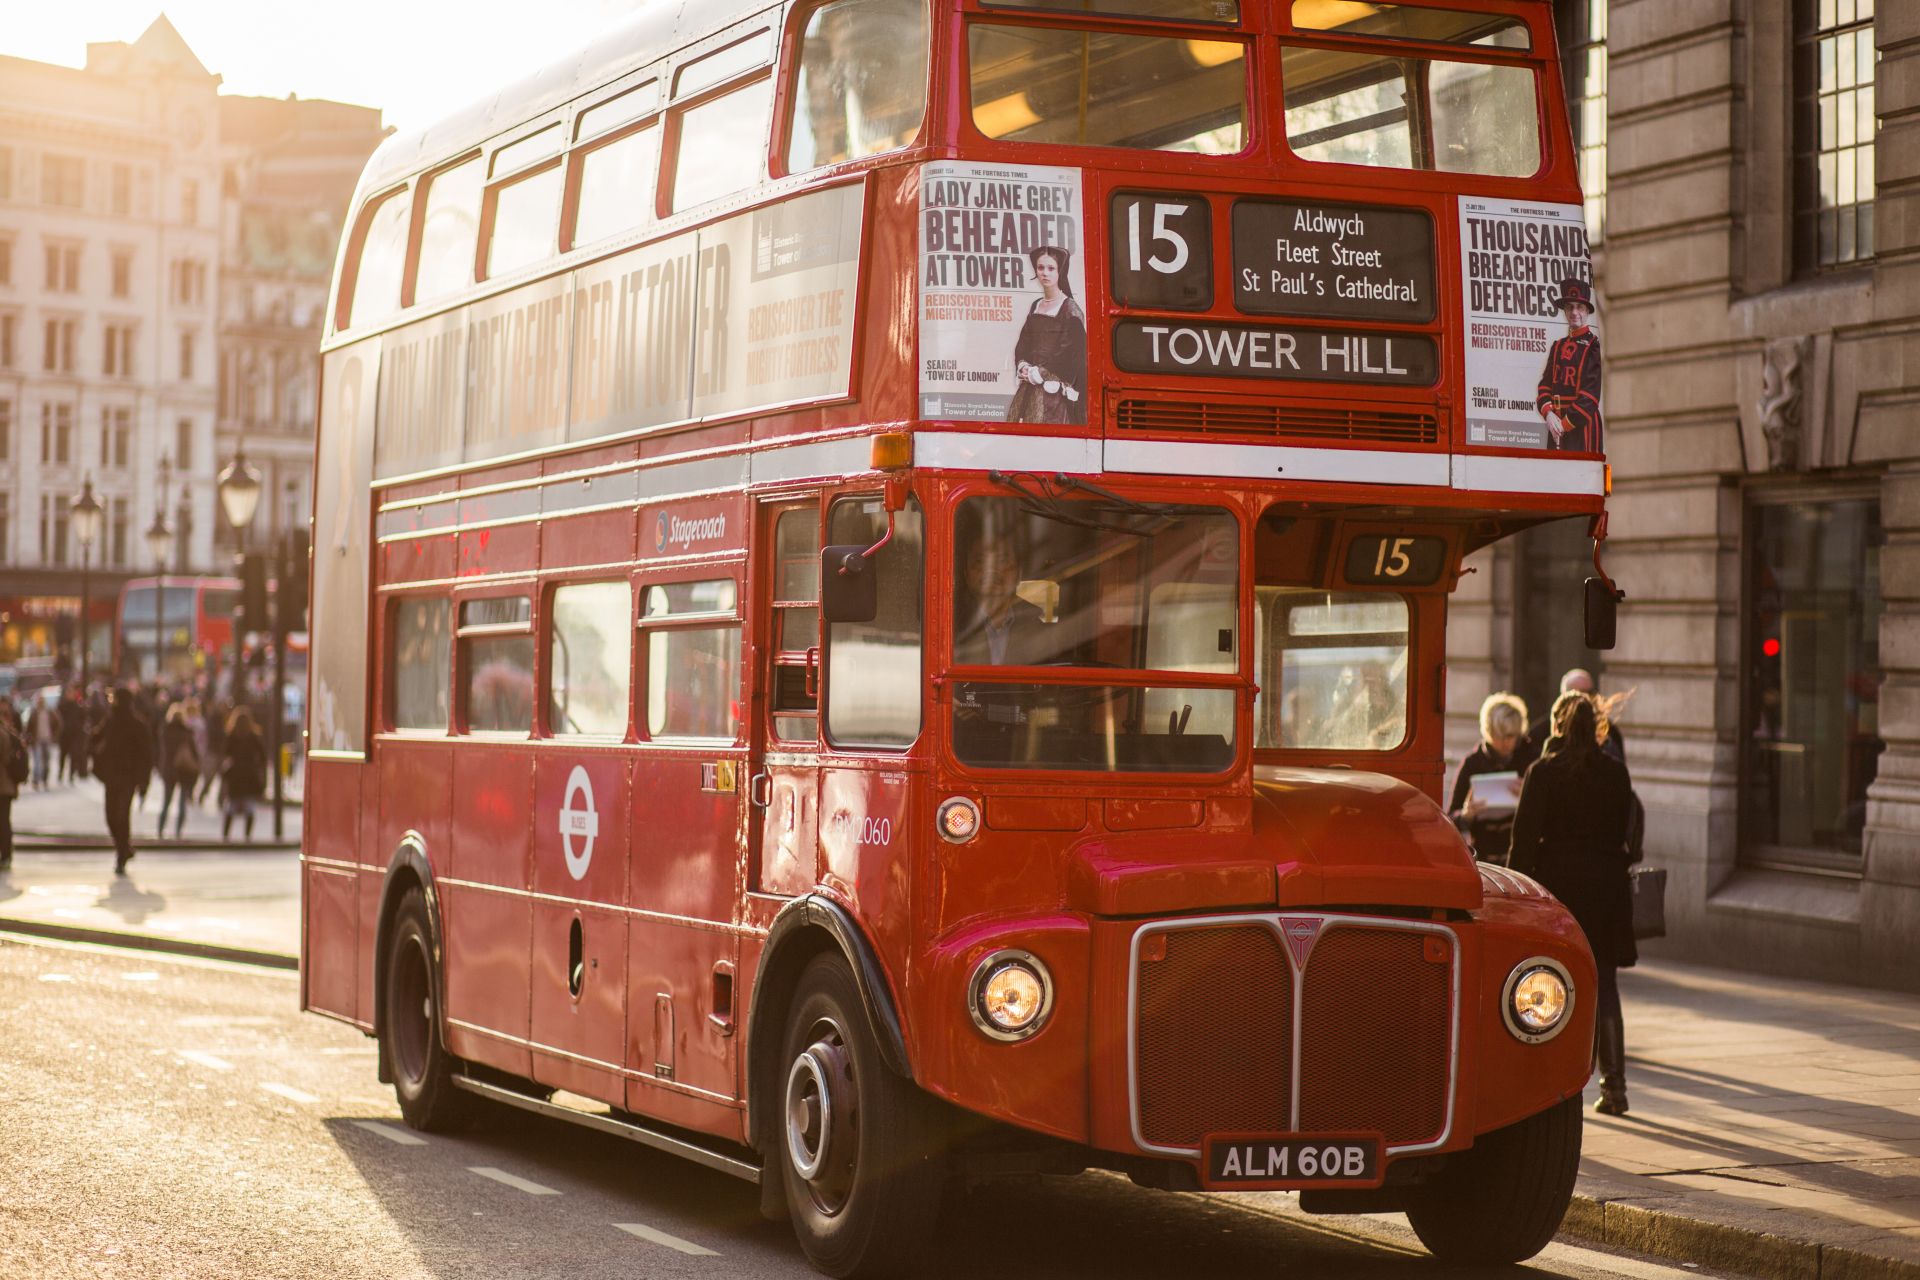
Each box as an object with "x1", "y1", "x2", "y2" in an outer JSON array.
[{"x1": 985, "y1": 471, "x2": 1177, "y2": 536}]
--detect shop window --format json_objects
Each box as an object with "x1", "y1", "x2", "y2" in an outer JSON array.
[
  {"x1": 1742, "y1": 489, "x2": 1883, "y2": 868},
  {"x1": 392, "y1": 596, "x2": 452, "y2": 730},
  {"x1": 459, "y1": 596, "x2": 535, "y2": 733},
  {"x1": 642, "y1": 579, "x2": 742, "y2": 741},
  {"x1": 550, "y1": 581, "x2": 632, "y2": 737},
  {"x1": 825, "y1": 497, "x2": 923, "y2": 748}
]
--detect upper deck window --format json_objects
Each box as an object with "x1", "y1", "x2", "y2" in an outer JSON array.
[
  {"x1": 787, "y1": 0, "x2": 930, "y2": 172},
  {"x1": 673, "y1": 30, "x2": 774, "y2": 99},
  {"x1": 969, "y1": 24, "x2": 1247, "y2": 153},
  {"x1": 1281, "y1": 43, "x2": 1539, "y2": 176},
  {"x1": 982, "y1": 0, "x2": 1240, "y2": 23},
  {"x1": 1291, "y1": 1, "x2": 1529, "y2": 49},
  {"x1": 670, "y1": 77, "x2": 774, "y2": 211},
  {"x1": 485, "y1": 163, "x2": 563, "y2": 278},
  {"x1": 345, "y1": 188, "x2": 411, "y2": 330},
  {"x1": 412, "y1": 157, "x2": 482, "y2": 305}
]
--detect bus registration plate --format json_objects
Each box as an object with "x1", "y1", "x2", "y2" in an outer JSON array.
[{"x1": 1202, "y1": 1134, "x2": 1382, "y2": 1189}]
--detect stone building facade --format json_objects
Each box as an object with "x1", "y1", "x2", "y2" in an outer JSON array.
[{"x1": 1449, "y1": 0, "x2": 1919, "y2": 992}]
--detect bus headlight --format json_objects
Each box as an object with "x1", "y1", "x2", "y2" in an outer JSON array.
[
  {"x1": 937, "y1": 796, "x2": 980, "y2": 843},
  {"x1": 1502, "y1": 957, "x2": 1574, "y2": 1044},
  {"x1": 969, "y1": 950, "x2": 1052, "y2": 1041}
]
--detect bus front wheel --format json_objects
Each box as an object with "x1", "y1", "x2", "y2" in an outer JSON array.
[
  {"x1": 385, "y1": 887, "x2": 477, "y2": 1132},
  {"x1": 779, "y1": 955, "x2": 943, "y2": 1278},
  {"x1": 1404, "y1": 1092, "x2": 1582, "y2": 1264}
]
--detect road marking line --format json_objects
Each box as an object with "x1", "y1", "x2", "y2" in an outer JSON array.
[
  {"x1": 614, "y1": 1223, "x2": 719, "y2": 1256},
  {"x1": 178, "y1": 1050, "x2": 233, "y2": 1071},
  {"x1": 352, "y1": 1120, "x2": 426, "y2": 1146},
  {"x1": 470, "y1": 1167, "x2": 560, "y2": 1196},
  {"x1": 38, "y1": 973, "x2": 74, "y2": 983},
  {"x1": 260, "y1": 1082, "x2": 319, "y2": 1105}
]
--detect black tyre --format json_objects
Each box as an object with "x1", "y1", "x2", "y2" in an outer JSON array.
[
  {"x1": 1404, "y1": 1093, "x2": 1582, "y2": 1264},
  {"x1": 384, "y1": 888, "x2": 478, "y2": 1132},
  {"x1": 779, "y1": 955, "x2": 944, "y2": 1278}
]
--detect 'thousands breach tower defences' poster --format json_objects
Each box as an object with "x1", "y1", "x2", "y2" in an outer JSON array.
[
  {"x1": 1458, "y1": 196, "x2": 1599, "y2": 450},
  {"x1": 919, "y1": 162, "x2": 1088, "y2": 422}
]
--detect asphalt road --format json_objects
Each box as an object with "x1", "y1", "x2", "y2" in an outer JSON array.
[{"x1": 0, "y1": 933, "x2": 1750, "y2": 1280}]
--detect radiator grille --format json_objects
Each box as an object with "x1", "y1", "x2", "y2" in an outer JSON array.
[
  {"x1": 1114, "y1": 399, "x2": 1441, "y2": 445},
  {"x1": 1135, "y1": 926, "x2": 1292, "y2": 1148},
  {"x1": 1132, "y1": 919, "x2": 1454, "y2": 1153},
  {"x1": 1297, "y1": 929, "x2": 1453, "y2": 1145}
]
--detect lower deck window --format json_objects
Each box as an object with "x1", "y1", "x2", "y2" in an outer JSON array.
[
  {"x1": 1256, "y1": 589, "x2": 1409, "y2": 751},
  {"x1": 391, "y1": 597, "x2": 452, "y2": 731},
  {"x1": 647, "y1": 628, "x2": 742, "y2": 740}
]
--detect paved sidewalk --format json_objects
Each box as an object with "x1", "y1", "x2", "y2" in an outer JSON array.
[
  {"x1": 0, "y1": 848, "x2": 1913, "y2": 1276},
  {"x1": 7, "y1": 773, "x2": 299, "y2": 847}
]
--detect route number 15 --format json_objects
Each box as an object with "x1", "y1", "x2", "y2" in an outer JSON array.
[
  {"x1": 1374, "y1": 537, "x2": 1415, "y2": 578},
  {"x1": 1128, "y1": 201, "x2": 1191, "y2": 274},
  {"x1": 1344, "y1": 534, "x2": 1445, "y2": 586},
  {"x1": 1109, "y1": 192, "x2": 1211, "y2": 310}
]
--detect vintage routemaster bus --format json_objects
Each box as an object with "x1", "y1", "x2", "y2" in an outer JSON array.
[{"x1": 301, "y1": 0, "x2": 1619, "y2": 1273}]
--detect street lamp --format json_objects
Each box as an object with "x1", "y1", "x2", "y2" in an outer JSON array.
[
  {"x1": 70, "y1": 479, "x2": 104, "y2": 690},
  {"x1": 145, "y1": 457, "x2": 175, "y2": 683},
  {"x1": 218, "y1": 447, "x2": 262, "y2": 697}
]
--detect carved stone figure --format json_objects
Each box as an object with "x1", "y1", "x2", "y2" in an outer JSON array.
[{"x1": 1757, "y1": 337, "x2": 1810, "y2": 471}]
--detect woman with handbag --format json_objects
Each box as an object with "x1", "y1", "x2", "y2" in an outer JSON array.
[
  {"x1": 157, "y1": 702, "x2": 201, "y2": 840},
  {"x1": 220, "y1": 707, "x2": 267, "y2": 843},
  {"x1": 0, "y1": 702, "x2": 28, "y2": 871},
  {"x1": 1510, "y1": 690, "x2": 1637, "y2": 1116}
]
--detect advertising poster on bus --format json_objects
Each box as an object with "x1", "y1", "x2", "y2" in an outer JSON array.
[
  {"x1": 919, "y1": 161, "x2": 1087, "y2": 423},
  {"x1": 1458, "y1": 197, "x2": 1601, "y2": 451}
]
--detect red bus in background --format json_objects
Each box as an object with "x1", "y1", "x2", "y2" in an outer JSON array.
[
  {"x1": 116, "y1": 576, "x2": 241, "y2": 682},
  {"x1": 303, "y1": 1, "x2": 1617, "y2": 1274}
]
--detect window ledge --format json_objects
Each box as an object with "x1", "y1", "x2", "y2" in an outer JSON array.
[{"x1": 1707, "y1": 866, "x2": 1861, "y2": 929}]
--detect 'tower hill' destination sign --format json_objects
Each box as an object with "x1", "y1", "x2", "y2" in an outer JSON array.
[{"x1": 1232, "y1": 200, "x2": 1436, "y2": 323}]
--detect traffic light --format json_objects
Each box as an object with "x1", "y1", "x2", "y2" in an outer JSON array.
[
  {"x1": 277, "y1": 530, "x2": 310, "y2": 633},
  {"x1": 239, "y1": 552, "x2": 270, "y2": 636}
]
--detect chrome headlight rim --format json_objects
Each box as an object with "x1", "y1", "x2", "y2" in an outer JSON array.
[
  {"x1": 967, "y1": 949, "x2": 1054, "y2": 1042},
  {"x1": 936, "y1": 795, "x2": 981, "y2": 844},
  {"x1": 1502, "y1": 956, "x2": 1575, "y2": 1045}
]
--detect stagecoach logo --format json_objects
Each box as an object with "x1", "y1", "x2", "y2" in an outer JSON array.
[
  {"x1": 654, "y1": 511, "x2": 728, "y2": 555},
  {"x1": 1281, "y1": 916, "x2": 1323, "y2": 970},
  {"x1": 559, "y1": 765, "x2": 599, "y2": 880}
]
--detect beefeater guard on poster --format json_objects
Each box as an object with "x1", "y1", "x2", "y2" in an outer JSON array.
[{"x1": 1536, "y1": 277, "x2": 1603, "y2": 452}]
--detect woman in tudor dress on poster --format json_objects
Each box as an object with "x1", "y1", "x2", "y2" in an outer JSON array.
[{"x1": 1008, "y1": 244, "x2": 1087, "y2": 425}]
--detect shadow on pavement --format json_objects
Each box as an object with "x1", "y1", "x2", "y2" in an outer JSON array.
[{"x1": 97, "y1": 874, "x2": 168, "y2": 926}]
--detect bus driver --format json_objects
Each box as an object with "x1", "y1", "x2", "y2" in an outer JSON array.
[{"x1": 954, "y1": 527, "x2": 1052, "y2": 665}]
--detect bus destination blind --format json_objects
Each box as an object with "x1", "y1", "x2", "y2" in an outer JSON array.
[
  {"x1": 1112, "y1": 320, "x2": 1437, "y2": 386},
  {"x1": 1232, "y1": 200, "x2": 1436, "y2": 323}
]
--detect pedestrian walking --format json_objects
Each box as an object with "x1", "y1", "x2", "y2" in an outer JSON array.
[
  {"x1": 220, "y1": 706, "x2": 267, "y2": 843},
  {"x1": 0, "y1": 703, "x2": 28, "y2": 871},
  {"x1": 1526, "y1": 667, "x2": 1628, "y2": 769},
  {"x1": 1448, "y1": 692, "x2": 1539, "y2": 866},
  {"x1": 90, "y1": 689, "x2": 154, "y2": 874},
  {"x1": 157, "y1": 703, "x2": 201, "y2": 840},
  {"x1": 25, "y1": 696, "x2": 59, "y2": 789},
  {"x1": 58, "y1": 686, "x2": 88, "y2": 780},
  {"x1": 1510, "y1": 690, "x2": 1637, "y2": 1116}
]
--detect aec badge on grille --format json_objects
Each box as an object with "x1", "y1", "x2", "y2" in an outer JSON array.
[{"x1": 1202, "y1": 1134, "x2": 1383, "y2": 1189}]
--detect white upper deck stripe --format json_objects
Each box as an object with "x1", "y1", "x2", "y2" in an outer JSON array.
[{"x1": 1107, "y1": 438, "x2": 1450, "y2": 488}]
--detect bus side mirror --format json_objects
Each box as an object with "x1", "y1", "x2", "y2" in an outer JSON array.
[
  {"x1": 1584, "y1": 577, "x2": 1620, "y2": 651},
  {"x1": 821, "y1": 546, "x2": 878, "y2": 624}
]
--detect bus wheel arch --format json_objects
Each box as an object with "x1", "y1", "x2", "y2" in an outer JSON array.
[
  {"x1": 746, "y1": 897, "x2": 914, "y2": 1221},
  {"x1": 371, "y1": 834, "x2": 441, "y2": 1087}
]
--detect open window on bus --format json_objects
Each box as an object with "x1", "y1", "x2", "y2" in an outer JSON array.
[
  {"x1": 966, "y1": 19, "x2": 1250, "y2": 153},
  {"x1": 948, "y1": 493, "x2": 1239, "y2": 773},
  {"x1": 482, "y1": 126, "x2": 565, "y2": 280},
  {"x1": 1280, "y1": 9, "x2": 1543, "y2": 177},
  {"x1": 784, "y1": 0, "x2": 930, "y2": 174},
  {"x1": 338, "y1": 185, "x2": 411, "y2": 332},
  {"x1": 566, "y1": 79, "x2": 662, "y2": 251},
  {"x1": 388, "y1": 594, "x2": 452, "y2": 733},
  {"x1": 767, "y1": 507, "x2": 821, "y2": 742},
  {"x1": 1254, "y1": 588, "x2": 1411, "y2": 751},
  {"x1": 409, "y1": 153, "x2": 482, "y2": 306},
  {"x1": 666, "y1": 32, "x2": 775, "y2": 212},
  {"x1": 639, "y1": 578, "x2": 743, "y2": 742},
  {"x1": 458, "y1": 595, "x2": 535, "y2": 735},
  {"x1": 823, "y1": 495, "x2": 924, "y2": 750},
  {"x1": 548, "y1": 581, "x2": 632, "y2": 739}
]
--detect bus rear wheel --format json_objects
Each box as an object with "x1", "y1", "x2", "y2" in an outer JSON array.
[
  {"x1": 385, "y1": 887, "x2": 477, "y2": 1132},
  {"x1": 1404, "y1": 1092, "x2": 1582, "y2": 1264},
  {"x1": 779, "y1": 955, "x2": 943, "y2": 1278}
]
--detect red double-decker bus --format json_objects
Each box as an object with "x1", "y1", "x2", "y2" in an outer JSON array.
[{"x1": 302, "y1": 1, "x2": 1618, "y2": 1273}]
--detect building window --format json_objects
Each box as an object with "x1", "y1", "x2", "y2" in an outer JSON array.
[
  {"x1": 44, "y1": 242, "x2": 80, "y2": 292},
  {"x1": 0, "y1": 312, "x2": 14, "y2": 367},
  {"x1": 42, "y1": 154, "x2": 84, "y2": 208},
  {"x1": 175, "y1": 417, "x2": 194, "y2": 469},
  {"x1": 111, "y1": 248, "x2": 132, "y2": 298},
  {"x1": 1795, "y1": 0, "x2": 1878, "y2": 271},
  {"x1": 182, "y1": 178, "x2": 199, "y2": 226},
  {"x1": 179, "y1": 330, "x2": 196, "y2": 380},
  {"x1": 42, "y1": 318, "x2": 76, "y2": 373},
  {"x1": 111, "y1": 163, "x2": 132, "y2": 216},
  {"x1": 1560, "y1": 0, "x2": 1607, "y2": 243},
  {"x1": 0, "y1": 236, "x2": 12, "y2": 286},
  {"x1": 0, "y1": 146, "x2": 12, "y2": 200},
  {"x1": 40, "y1": 401, "x2": 73, "y2": 465},
  {"x1": 0, "y1": 397, "x2": 11, "y2": 459},
  {"x1": 1742, "y1": 488, "x2": 1883, "y2": 869},
  {"x1": 103, "y1": 323, "x2": 135, "y2": 377},
  {"x1": 101, "y1": 406, "x2": 131, "y2": 469},
  {"x1": 173, "y1": 259, "x2": 207, "y2": 306},
  {"x1": 39, "y1": 493, "x2": 70, "y2": 565},
  {"x1": 0, "y1": 494, "x2": 9, "y2": 563},
  {"x1": 109, "y1": 496, "x2": 129, "y2": 567}
]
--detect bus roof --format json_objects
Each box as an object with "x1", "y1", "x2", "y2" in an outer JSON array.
[{"x1": 356, "y1": 0, "x2": 772, "y2": 199}]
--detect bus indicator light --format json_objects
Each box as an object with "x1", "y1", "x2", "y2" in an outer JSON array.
[{"x1": 870, "y1": 432, "x2": 913, "y2": 471}]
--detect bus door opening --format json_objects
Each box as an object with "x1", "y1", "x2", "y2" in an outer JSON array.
[{"x1": 752, "y1": 501, "x2": 823, "y2": 897}]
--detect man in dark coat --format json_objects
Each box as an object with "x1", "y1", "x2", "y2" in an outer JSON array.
[
  {"x1": 90, "y1": 689, "x2": 154, "y2": 874},
  {"x1": 1536, "y1": 277, "x2": 1603, "y2": 453},
  {"x1": 953, "y1": 528, "x2": 1055, "y2": 666},
  {"x1": 1510, "y1": 691, "x2": 1636, "y2": 1116}
]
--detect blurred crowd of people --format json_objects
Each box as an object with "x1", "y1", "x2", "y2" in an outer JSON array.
[{"x1": 0, "y1": 673, "x2": 274, "y2": 875}]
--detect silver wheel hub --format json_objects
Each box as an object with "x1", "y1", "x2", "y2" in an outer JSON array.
[{"x1": 785, "y1": 1045, "x2": 835, "y2": 1180}]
